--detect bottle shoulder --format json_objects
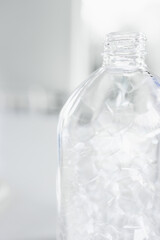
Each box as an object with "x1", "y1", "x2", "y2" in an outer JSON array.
[
  {"x1": 58, "y1": 67, "x2": 160, "y2": 133},
  {"x1": 58, "y1": 67, "x2": 104, "y2": 122}
]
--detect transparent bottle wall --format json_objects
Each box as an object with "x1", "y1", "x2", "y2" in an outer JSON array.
[{"x1": 58, "y1": 32, "x2": 160, "y2": 240}]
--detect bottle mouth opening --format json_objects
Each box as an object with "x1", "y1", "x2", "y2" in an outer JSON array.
[
  {"x1": 106, "y1": 32, "x2": 146, "y2": 41},
  {"x1": 103, "y1": 31, "x2": 147, "y2": 56}
]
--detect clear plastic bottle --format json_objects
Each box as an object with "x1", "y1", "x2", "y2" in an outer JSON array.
[{"x1": 57, "y1": 32, "x2": 160, "y2": 240}]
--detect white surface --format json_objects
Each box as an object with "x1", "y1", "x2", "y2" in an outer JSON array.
[{"x1": 0, "y1": 112, "x2": 58, "y2": 240}]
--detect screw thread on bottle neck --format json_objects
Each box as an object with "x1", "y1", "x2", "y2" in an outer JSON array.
[{"x1": 102, "y1": 32, "x2": 147, "y2": 70}]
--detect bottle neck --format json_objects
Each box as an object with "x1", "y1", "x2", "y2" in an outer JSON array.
[{"x1": 102, "y1": 32, "x2": 147, "y2": 71}]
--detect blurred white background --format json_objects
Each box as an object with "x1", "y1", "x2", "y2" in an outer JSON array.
[{"x1": 0, "y1": 0, "x2": 160, "y2": 239}]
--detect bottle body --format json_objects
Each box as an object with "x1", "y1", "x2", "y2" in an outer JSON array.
[{"x1": 57, "y1": 33, "x2": 160, "y2": 240}]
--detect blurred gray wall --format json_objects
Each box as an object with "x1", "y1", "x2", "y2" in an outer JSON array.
[{"x1": 0, "y1": 0, "x2": 71, "y2": 93}]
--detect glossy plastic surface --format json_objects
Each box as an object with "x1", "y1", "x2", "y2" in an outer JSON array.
[{"x1": 58, "y1": 32, "x2": 160, "y2": 240}]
